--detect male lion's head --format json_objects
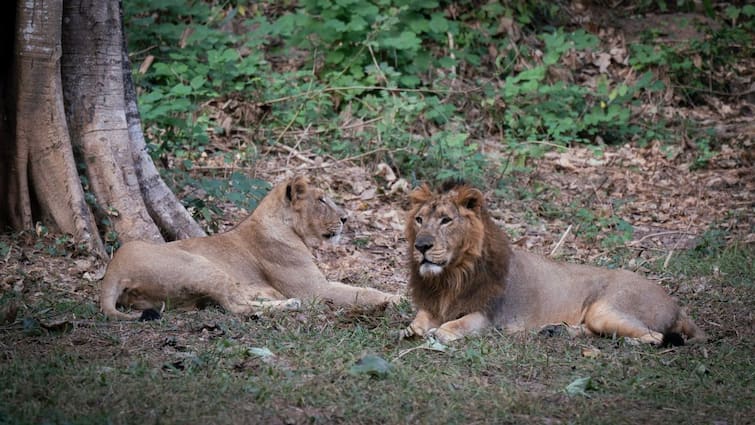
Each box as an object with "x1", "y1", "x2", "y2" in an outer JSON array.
[
  {"x1": 286, "y1": 176, "x2": 348, "y2": 247},
  {"x1": 406, "y1": 180, "x2": 487, "y2": 277}
]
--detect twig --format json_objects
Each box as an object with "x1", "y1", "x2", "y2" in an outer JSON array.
[
  {"x1": 521, "y1": 140, "x2": 568, "y2": 150},
  {"x1": 367, "y1": 44, "x2": 388, "y2": 85},
  {"x1": 663, "y1": 224, "x2": 693, "y2": 269},
  {"x1": 447, "y1": 31, "x2": 457, "y2": 77},
  {"x1": 662, "y1": 249, "x2": 675, "y2": 269},
  {"x1": 252, "y1": 117, "x2": 382, "y2": 138},
  {"x1": 673, "y1": 85, "x2": 755, "y2": 97},
  {"x1": 266, "y1": 147, "x2": 411, "y2": 174},
  {"x1": 635, "y1": 230, "x2": 698, "y2": 244},
  {"x1": 394, "y1": 344, "x2": 427, "y2": 360},
  {"x1": 549, "y1": 224, "x2": 573, "y2": 257},
  {"x1": 261, "y1": 85, "x2": 477, "y2": 105},
  {"x1": 268, "y1": 143, "x2": 314, "y2": 165}
]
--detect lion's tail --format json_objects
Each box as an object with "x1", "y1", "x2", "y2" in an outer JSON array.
[
  {"x1": 100, "y1": 277, "x2": 141, "y2": 320},
  {"x1": 663, "y1": 310, "x2": 707, "y2": 346}
]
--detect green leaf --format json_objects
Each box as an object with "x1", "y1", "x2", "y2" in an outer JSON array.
[
  {"x1": 380, "y1": 31, "x2": 422, "y2": 51},
  {"x1": 189, "y1": 76, "x2": 206, "y2": 90},
  {"x1": 565, "y1": 376, "x2": 595, "y2": 397},
  {"x1": 170, "y1": 83, "x2": 192, "y2": 96},
  {"x1": 248, "y1": 347, "x2": 274, "y2": 358},
  {"x1": 428, "y1": 13, "x2": 448, "y2": 32},
  {"x1": 348, "y1": 354, "x2": 392, "y2": 379},
  {"x1": 399, "y1": 75, "x2": 420, "y2": 87}
]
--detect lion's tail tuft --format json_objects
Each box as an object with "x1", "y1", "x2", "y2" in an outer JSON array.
[
  {"x1": 666, "y1": 310, "x2": 708, "y2": 345},
  {"x1": 661, "y1": 332, "x2": 685, "y2": 347}
]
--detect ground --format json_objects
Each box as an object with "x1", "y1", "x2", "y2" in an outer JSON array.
[
  {"x1": 1, "y1": 3, "x2": 754, "y2": 423},
  {"x1": 1, "y1": 143, "x2": 752, "y2": 424}
]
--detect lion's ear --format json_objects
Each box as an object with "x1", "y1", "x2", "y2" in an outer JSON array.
[
  {"x1": 455, "y1": 187, "x2": 484, "y2": 212},
  {"x1": 286, "y1": 176, "x2": 309, "y2": 202},
  {"x1": 409, "y1": 183, "x2": 432, "y2": 206}
]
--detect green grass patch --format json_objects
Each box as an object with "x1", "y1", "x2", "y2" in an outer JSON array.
[{"x1": 1, "y1": 239, "x2": 752, "y2": 425}]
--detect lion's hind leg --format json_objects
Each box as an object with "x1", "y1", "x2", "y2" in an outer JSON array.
[{"x1": 583, "y1": 300, "x2": 664, "y2": 344}]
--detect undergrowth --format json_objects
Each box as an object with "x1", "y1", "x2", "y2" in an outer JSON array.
[{"x1": 123, "y1": 0, "x2": 753, "y2": 193}]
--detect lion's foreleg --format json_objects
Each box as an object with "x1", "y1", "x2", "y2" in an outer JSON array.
[
  {"x1": 432, "y1": 312, "x2": 491, "y2": 344},
  {"x1": 401, "y1": 309, "x2": 440, "y2": 339}
]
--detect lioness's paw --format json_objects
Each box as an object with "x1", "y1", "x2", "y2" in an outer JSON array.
[
  {"x1": 283, "y1": 298, "x2": 302, "y2": 310},
  {"x1": 388, "y1": 294, "x2": 404, "y2": 305},
  {"x1": 430, "y1": 327, "x2": 463, "y2": 344}
]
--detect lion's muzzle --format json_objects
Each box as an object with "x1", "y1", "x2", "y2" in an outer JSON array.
[{"x1": 414, "y1": 233, "x2": 446, "y2": 276}]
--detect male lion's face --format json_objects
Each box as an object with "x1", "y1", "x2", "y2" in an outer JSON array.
[
  {"x1": 287, "y1": 176, "x2": 348, "y2": 247},
  {"x1": 406, "y1": 184, "x2": 486, "y2": 277}
]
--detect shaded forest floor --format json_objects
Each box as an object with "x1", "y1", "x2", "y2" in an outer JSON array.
[{"x1": 2, "y1": 4, "x2": 754, "y2": 425}]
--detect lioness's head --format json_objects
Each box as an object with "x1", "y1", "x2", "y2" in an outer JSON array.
[
  {"x1": 406, "y1": 181, "x2": 486, "y2": 277},
  {"x1": 286, "y1": 176, "x2": 348, "y2": 247}
]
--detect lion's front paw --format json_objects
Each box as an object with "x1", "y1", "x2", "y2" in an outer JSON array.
[
  {"x1": 430, "y1": 326, "x2": 463, "y2": 344},
  {"x1": 400, "y1": 322, "x2": 431, "y2": 340}
]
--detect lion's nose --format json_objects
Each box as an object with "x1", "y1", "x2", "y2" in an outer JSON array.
[
  {"x1": 414, "y1": 235, "x2": 433, "y2": 254},
  {"x1": 340, "y1": 216, "x2": 347, "y2": 224}
]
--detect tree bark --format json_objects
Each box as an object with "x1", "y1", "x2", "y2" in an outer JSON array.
[
  {"x1": 0, "y1": 0, "x2": 205, "y2": 256},
  {"x1": 10, "y1": 0, "x2": 104, "y2": 252}
]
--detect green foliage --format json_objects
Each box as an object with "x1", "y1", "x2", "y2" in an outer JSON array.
[
  {"x1": 571, "y1": 206, "x2": 634, "y2": 250},
  {"x1": 125, "y1": 0, "x2": 268, "y2": 159},
  {"x1": 124, "y1": 0, "x2": 748, "y2": 186},
  {"x1": 272, "y1": 0, "x2": 457, "y2": 87},
  {"x1": 492, "y1": 30, "x2": 666, "y2": 149},
  {"x1": 666, "y1": 227, "x2": 753, "y2": 287},
  {"x1": 165, "y1": 170, "x2": 270, "y2": 232},
  {"x1": 629, "y1": 6, "x2": 754, "y2": 102}
]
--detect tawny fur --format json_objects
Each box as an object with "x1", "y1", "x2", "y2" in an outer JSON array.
[
  {"x1": 403, "y1": 181, "x2": 706, "y2": 345},
  {"x1": 100, "y1": 176, "x2": 399, "y2": 320}
]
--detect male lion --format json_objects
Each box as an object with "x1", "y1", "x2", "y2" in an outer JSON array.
[
  {"x1": 100, "y1": 176, "x2": 399, "y2": 320},
  {"x1": 401, "y1": 180, "x2": 706, "y2": 345}
]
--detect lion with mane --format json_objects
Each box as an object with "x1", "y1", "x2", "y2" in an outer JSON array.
[
  {"x1": 402, "y1": 180, "x2": 706, "y2": 345},
  {"x1": 100, "y1": 175, "x2": 399, "y2": 320}
]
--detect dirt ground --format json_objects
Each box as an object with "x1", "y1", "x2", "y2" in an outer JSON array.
[{"x1": 1, "y1": 137, "x2": 751, "y2": 325}]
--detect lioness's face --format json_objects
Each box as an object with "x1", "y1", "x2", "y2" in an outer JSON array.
[
  {"x1": 407, "y1": 184, "x2": 485, "y2": 277},
  {"x1": 288, "y1": 177, "x2": 348, "y2": 247}
]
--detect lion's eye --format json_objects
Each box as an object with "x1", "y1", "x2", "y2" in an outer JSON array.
[
  {"x1": 319, "y1": 198, "x2": 327, "y2": 205},
  {"x1": 415, "y1": 216, "x2": 423, "y2": 225},
  {"x1": 440, "y1": 216, "x2": 452, "y2": 225}
]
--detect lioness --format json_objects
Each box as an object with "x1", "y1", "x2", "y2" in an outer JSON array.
[
  {"x1": 100, "y1": 176, "x2": 399, "y2": 320},
  {"x1": 402, "y1": 180, "x2": 706, "y2": 345}
]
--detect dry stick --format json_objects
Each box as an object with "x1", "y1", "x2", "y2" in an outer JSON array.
[
  {"x1": 261, "y1": 85, "x2": 475, "y2": 105},
  {"x1": 287, "y1": 123, "x2": 313, "y2": 168},
  {"x1": 634, "y1": 230, "x2": 698, "y2": 244},
  {"x1": 447, "y1": 31, "x2": 457, "y2": 77},
  {"x1": 367, "y1": 44, "x2": 388, "y2": 85},
  {"x1": 270, "y1": 143, "x2": 314, "y2": 165},
  {"x1": 549, "y1": 224, "x2": 573, "y2": 257},
  {"x1": 267, "y1": 147, "x2": 411, "y2": 174},
  {"x1": 254, "y1": 117, "x2": 382, "y2": 138},
  {"x1": 663, "y1": 224, "x2": 694, "y2": 269}
]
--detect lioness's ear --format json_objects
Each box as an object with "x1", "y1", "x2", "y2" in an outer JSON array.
[
  {"x1": 455, "y1": 187, "x2": 484, "y2": 212},
  {"x1": 286, "y1": 176, "x2": 309, "y2": 202},
  {"x1": 409, "y1": 183, "x2": 432, "y2": 206}
]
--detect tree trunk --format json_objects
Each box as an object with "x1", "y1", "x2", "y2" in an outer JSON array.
[{"x1": 0, "y1": 0, "x2": 205, "y2": 256}]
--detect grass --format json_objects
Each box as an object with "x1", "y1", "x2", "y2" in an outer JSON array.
[{"x1": 0, "y1": 236, "x2": 753, "y2": 424}]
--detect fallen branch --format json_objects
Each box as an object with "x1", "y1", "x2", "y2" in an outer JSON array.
[{"x1": 549, "y1": 224, "x2": 573, "y2": 257}]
